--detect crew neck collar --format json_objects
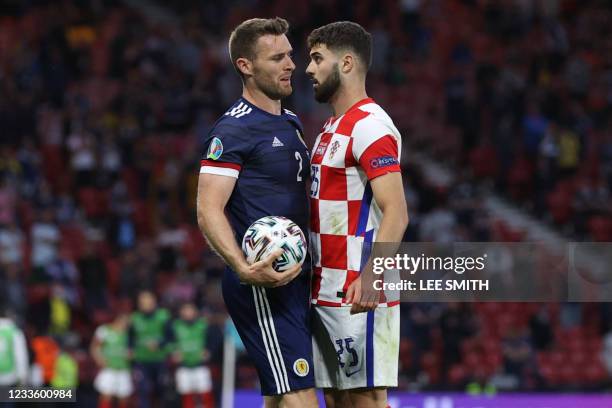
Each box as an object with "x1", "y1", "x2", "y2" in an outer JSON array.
[
  {"x1": 239, "y1": 97, "x2": 285, "y2": 118},
  {"x1": 332, "y1": 97, "x2": 374, "y2": 122}
]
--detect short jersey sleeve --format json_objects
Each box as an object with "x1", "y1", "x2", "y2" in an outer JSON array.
[
  {"x1": 200, "y1": 121, "x2": 251, "y2": 178},
  {"x1": 94, "y1": 325, "x2": 106, "y2": 342},
  {"x1": 351, "y1": 118, "x2": 401, "y2": 180}
]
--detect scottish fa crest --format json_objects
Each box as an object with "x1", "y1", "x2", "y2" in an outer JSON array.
[{"x1": 293, "y1": 358, "x2": 310, "y2": 377}]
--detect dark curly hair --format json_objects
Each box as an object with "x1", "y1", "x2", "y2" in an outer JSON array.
[{"x1": 307, "y1": 21, "x2": 372, "y2": 71}]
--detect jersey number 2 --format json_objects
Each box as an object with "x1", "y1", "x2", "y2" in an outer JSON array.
[{"x1": 295, "y1": 151, "x2": 303, "y2": 182}]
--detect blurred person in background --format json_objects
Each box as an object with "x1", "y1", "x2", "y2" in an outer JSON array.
[
  {"x1": 602, "y1": 327, "x2": 612, "y2": 378},
  {"x1": 0, "y1": 264, "x2": 26, "y2": 324},
  {"x1": 171, "y1": 302, "x2": 213, "y2": 408},
  {"x1": 440, "y1": 303, "x2": 475, "y2": 382},
  {"x1": 91, "y1": 313, "x2": 132, "y2": 408},
  {"x1": 48, "y1": 283, "x2": 73, "y2": 336},
  {"x1": 30, "y1": 207, "x2": 60, "y2": 280},
  {"x1": 0, "y1": 219, "x2": 24, "y2": 267},
  {"x1": 129, "y1": 290, "x2": 171, "y2": 408},
  {"x1": 500, "y1": 327, "x2": 535, "y2": 390},
  {"x1": 31, "y1": 332, "x2": 59, "y2": 387},
  {"x1": 50, "y1": 333, "x2": 79, "y2": 391},
  {"x1": 0, "y1": 305, "x2": 28, "y2": 399},
  {"x1": 77, "y1": 239, "x2": 109, "y2": 312}
]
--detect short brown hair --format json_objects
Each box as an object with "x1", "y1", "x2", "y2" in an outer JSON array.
[
  {"x1": 229, "y1": 17, "x2": 289, "y2": 77},
  {"x1": 307, "y1": 21, "x2": 372, "y2": 71}
]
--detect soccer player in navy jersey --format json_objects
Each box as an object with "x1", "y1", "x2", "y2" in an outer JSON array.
[{"x1": 196, "y1": 18, "x2": 318, "y2": 408}]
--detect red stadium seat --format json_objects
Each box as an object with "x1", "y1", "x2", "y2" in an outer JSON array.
[
  {"x1": 464, "y1": 351, "x2": 482, "y2": 370},
  {"x1": 448, "y1": 364, "x2": 467, "y2": 385},
  {"x1": 507, "y1": 157, "x2": 534, "y2": 201},
  {"x1": 587, "y1": 216, "x2": 612, "y2": 242},
  {"x1": 41, "y1": 145, "x2": 67, "y2": 191},
  {"x1": 559, "y1": 364, "x2": 579, "y2": 385},
  {"x1": 549, "y1": 351, "x2": 565, "y2": 366},
  {"x1": 105, "y1": 258, "x2": 121, "y2": 295},
  {"x1": 77, "y1": 188, "x2": 110, "y2": 219},
  {"x1": 547, "y1": 187, "x2": 575, "y2": 225},
  {"x1": 399, "y1": 339, "x2": 412, "y2": 370},
  {"x1": 421, "y1": 352, "x2": 439, "y2": 370},
  {"x1": 569, "y1": 351, "x2": 588, "y2": 366},
  {"x1": 469, "y1": 144, "x2": 499, "y2": 179},
  {"x1": 584, "y1": 362, "x2": 608, "y2": 383},
  {"x1": 60, "y1": 225, "x2": 86, "y2": 260}
]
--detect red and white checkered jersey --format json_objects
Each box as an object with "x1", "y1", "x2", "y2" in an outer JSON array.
[{"x1": 309, "y1": 98, "x2": 402, "y2": 307}]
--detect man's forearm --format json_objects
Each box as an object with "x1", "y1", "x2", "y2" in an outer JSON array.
[
  {"x1": 198, "y1": 208, "x2": 248, "y2": 273},
  {"x1": 365, "y1": 206, "x2": 409, "y2": 273},
  {"x1": 375, "y1": 206, "x2": 409, "y2": 243}
]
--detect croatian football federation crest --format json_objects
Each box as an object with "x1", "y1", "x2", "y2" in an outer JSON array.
[
  {"x1": 207, "y1": 137, "x2": 223, "y2": 160},
  {"x1": 328, "y1": 140, "x2": 341, "y2": 159}
]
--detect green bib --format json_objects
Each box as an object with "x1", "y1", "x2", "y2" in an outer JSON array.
[
  {"x1": 173, "y1": 318, "x2": 207, "y2": 367},
  {"x1": 0, "y1": 325, "x2": 16, "y2": 374},
  {"x1": 51, "y1": 353, "x2": 78, "y2": 389},
  {"x1": 99, "y1": 325, "x2": 129, "y2": 370},
  {"x1": 131, "y1": 309, "x2": 170, "y2": 362}
]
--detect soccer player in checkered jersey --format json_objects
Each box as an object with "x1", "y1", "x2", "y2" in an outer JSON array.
[
  {"x1": 197, "y1": 18, "x2": 318, "y2": 408},
  {"x1": 306, "y1": 22, "x2": 409, "y2": 408}
]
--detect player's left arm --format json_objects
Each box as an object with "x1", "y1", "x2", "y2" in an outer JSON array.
[
  {"x1": 347, "y1": 172, "x2": 409, "y2": 313},
  {"x1": 346, "y1": 129, "x2": 409, "y2": 314},
  {"x1": 370, "y1": 172, "x2": 409, "y2": 243},
  {"x1": 89, "y1": 328, "x2": 106, "y2": 368}
]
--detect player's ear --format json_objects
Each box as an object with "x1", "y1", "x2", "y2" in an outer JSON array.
[
  {"x1": 340, "y1": 53, "x2": 354, "y2": 74},
  {"x1": 236, "y1": 57, "x2": 253, "y2": 77}
]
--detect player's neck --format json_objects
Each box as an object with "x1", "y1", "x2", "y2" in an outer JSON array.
[
  {"x1": 330, "y1": 84, "x2": 368, "y2": 118},
  {"x1": 242, "y1": 86, "x2": 282, "y2": 115}
]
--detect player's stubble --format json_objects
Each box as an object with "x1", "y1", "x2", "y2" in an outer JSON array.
[
  {"x1": 253, "y1": 64, "x2": 293, "y2": 100},
  {"x1": 313, "y1": 62, "x2": 341, "y2": 103}
]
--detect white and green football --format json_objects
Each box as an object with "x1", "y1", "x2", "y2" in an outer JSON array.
[{"x1": 242, "y1": 216, "x2": 307, "y2": 272}]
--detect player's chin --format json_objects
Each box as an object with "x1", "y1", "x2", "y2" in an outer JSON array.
[{"x1": 278, "y1": 83, "x2": 293, "y2": 97}]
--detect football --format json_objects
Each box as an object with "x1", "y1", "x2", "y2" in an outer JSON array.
[{"x1": 241, "y1": 216, "x2": 307, "y2": 272}]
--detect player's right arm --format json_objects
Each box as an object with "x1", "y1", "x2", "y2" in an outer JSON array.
[
  {"x1": 89, "y1": 327, "x2": 105, "y2": 368},
  {"x1": 13, "y1": 329, "x2": 29, "y2": 385},
  {"x1": 196, "y1": 172, "x2": 301, "y2": 287}
]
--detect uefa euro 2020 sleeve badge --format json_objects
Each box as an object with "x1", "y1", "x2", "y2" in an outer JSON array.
[{"x1": 207, "y1": 137, "x2": 224, "y2": 160}]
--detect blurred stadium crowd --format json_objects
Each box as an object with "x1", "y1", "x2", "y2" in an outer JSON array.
[{"x1": 1, "y1": 0, "x2": 612, "y2": 403}]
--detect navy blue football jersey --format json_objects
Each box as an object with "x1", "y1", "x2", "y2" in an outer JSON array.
[
  {"x1": 200, "y1": 98, "x2": 315, "y2": 396},
  {"x1": 200, "y1": 97, "x2": 310, "y2": 241}
]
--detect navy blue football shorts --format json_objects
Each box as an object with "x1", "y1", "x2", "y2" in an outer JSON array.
[{"x1": 222, "y1": 267, "x2": 315, "y2": 396}]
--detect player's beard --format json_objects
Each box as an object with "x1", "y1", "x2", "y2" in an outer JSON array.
[
  {"x1": 314, "y1": 63, "x2": 341, "y2": 103},
  {"x1": 253, "y1": 66, "x2": 292, "y2": 100}
]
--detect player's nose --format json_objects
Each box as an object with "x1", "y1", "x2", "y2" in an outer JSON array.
[
  {"x1": 285, "y1": 55, "x2": 296, "y2": 71},
  {"x1": 305, "y1": 61, "x2": 314, "y2": 76}
]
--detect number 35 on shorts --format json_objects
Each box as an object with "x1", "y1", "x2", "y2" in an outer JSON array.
[{"x1": 334, "y1": 337, "x2": 359, "y2": 370}]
